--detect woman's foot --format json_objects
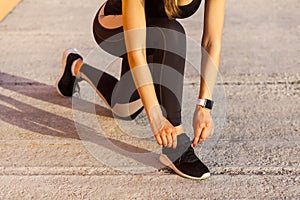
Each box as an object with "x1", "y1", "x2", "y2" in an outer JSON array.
[
  {"x1": 160, "y1": 133, "x2": 210, "y2": 180},
  {"x1": 55, "y1": 48, "x2": 83, "y2": 97}
]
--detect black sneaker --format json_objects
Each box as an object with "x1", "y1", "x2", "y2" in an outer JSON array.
[
  {"x1": 160, "y1": 133, "x2": 210, "y2": 180},
  {"x1": 55, "y1": 48, "x2": 83, "y2": 97}
]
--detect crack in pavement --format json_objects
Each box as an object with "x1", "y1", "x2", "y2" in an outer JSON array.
[
  {"x1": 186, "y1": 80, "x2": 300, "y2": 86},
  {"x1": 217, "y1": 80, "x2": 300, "y2": 86},
  {"x1": 0, "y1": 80, "x2": 299, "y2": 86},
  {"x1": 0, "y1": 166, "x2": 299, "y2": 176},
  {"x1": 0, "y1": 82, "x2": 45, "y2": 86}
]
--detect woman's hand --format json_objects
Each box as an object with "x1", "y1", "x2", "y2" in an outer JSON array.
[
  {"x1": 148, "y1": 106, "x2": 177, "y2": 149},
  {"x1": 153, "y1": 118, "x2": 177, "y2": 149},
  {"x1": 192, "y1": 105, "x2": 214, "y2": 147}
]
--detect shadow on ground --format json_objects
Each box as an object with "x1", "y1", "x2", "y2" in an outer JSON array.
[{"x1": 0, "y1": 72, "x2": 164, "y2": 170}]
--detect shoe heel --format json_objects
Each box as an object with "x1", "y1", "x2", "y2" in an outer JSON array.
[
  {"x1": 55, "y1": 48, "x2": 80, "y2": 97},
  {"x1": 62, "y1": 48, "x2": 79, "y2": 69}
]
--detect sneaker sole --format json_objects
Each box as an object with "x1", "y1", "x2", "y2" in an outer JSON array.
[
  {"x1": 55, "y1": 48, "x2": 80, "y2": 97},
  {"x1": 160, "y1": 154, "x2": 211, "y2": 180}
]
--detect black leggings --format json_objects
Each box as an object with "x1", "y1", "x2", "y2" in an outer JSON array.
[{"x1": 80, "y1": 8, "x2": 186, "y2": 127}]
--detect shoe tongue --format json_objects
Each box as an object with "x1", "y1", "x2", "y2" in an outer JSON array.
[
  {"x1": 180, "y1": 146, "x2": 198, "y2": 163},
  {"x1": 162, "y1": 133, "x2": 192, "y2": 162}
]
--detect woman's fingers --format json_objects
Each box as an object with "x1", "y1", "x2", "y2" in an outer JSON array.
[
  {"x1": 197, "y1": 122, "x2": 215, "y2": 144},
  {"x1": 156, "y1": 128, "x2": 177, "y2": 147},
  {"x1": 155, "y1": 134, "x2": 162, "y2": 146},
  {"x1": 200, "y1": 124, "x2": 210, "y2": 141},
  {"x1": 194, "y1": 124, "x2": 214, "y2": 146},
  {"x1": 205, "y1": 121, "x2": 214, "y2": 138},
  {"x1": 160, "y1": 131, "x2": 168, "y2": 147},
  {"x1": 193, "y1": 123, "x2": 205, "y2": 147},
  {"x1": 193, "y1": 134, "x2": 200, "y2": 147},
  {"x1": 193, "y1": 125, "x2": 201, "y2": 147},
  {"x1": 153, "y1": 120, "x2": 178, "y2": 147},
  {"x1": 166, "y1": 132, "x2": 173, "y2": 148},
  {"x1": 171, "y1": 131, "x2": 177, "y2": 149}
]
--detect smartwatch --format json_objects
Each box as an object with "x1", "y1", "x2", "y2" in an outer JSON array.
[{"x1": 196, "y1": 98, "x2": 214, "y2": 110}]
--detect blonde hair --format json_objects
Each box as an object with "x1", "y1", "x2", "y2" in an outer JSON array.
[{"x1": 163, "y1": 0, "x2": 181, "y2": 19}]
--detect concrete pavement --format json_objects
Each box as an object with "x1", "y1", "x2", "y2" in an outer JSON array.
[{"x1": 0, "y1": 0, "x2": 299, "y2": 199}]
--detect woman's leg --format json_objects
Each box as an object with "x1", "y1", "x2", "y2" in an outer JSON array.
[
  {"x1": 77, "y1": 58, "x2": 144, "y2": 120},
  {"x1": 69, "y1": 5, "x2": 144, "y2": 120},
  {"x1": 70, "y1": 3, "x2": 210, "y2": 179},
  {"x1": 93, "y1": 2, "x2": 210, "y2": 180},
  {"x1": 74, "y1": 5, "x2": 186, "y2": 126},
  {"x1": 146, "y1": 18, "x2": 186, "y2": 128}
]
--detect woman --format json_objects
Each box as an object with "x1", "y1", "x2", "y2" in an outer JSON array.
[{"x1": 56, "y1": 0, "x2": 225, "y2": 180}]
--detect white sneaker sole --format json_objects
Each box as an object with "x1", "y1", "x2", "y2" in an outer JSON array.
[
  {"x1": 55, "y1": 48, "x2": 80, "y2": 97},
  {"x1": 160, "y1": 154, "x2": 211, "y2": 180}
]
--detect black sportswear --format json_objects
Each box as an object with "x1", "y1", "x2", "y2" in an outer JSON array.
[
  {"x1": 104, "y1": 0, "x2": 201, "y2": 18},
  {"x1": 89, "y1": 12, "x2": 187, "y2": 125}
]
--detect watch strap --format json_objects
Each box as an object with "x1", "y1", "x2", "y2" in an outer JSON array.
[{"x1": 196, "y1": 98, "x2": 214, "y2": 110}]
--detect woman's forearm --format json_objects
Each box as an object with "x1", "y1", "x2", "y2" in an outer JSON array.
[
  {"x1": 198, "y1": 44, "x2": 221, "y2": 100},
  {"x1": 199, "y1": 0, "x2": 225, "y2": 100},
  {"x1": 127, "y1": 50, "x2": 162, "y2": 119},
  {"x1": 123, "y1": 0, "x2": 162, "y2": 118}
]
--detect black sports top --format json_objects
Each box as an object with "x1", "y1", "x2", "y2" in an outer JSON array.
[{"x1": 104, "y1": 0, "x2": 201, "y2": 18}]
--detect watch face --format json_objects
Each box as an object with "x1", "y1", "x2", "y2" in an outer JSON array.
[{"x1": 205, "y1": 99, "x2": 213, "y2": 109}]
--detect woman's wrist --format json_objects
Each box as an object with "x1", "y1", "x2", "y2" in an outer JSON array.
[
  {"x1": 195, "y1": 104, "x2": 211, "y2": 112},
  {"x1": 196, "y1": 98, "x2": 214, "y2": 110},
  {"x1": 136, "y1": 84, "x2": 161, "y2": 115},
  {"x1": 147, "y1": 104, "x2": 166, "y2": 134},
  {"x1": 145, "y1": 104, "x2": 162, "y2": 118}
]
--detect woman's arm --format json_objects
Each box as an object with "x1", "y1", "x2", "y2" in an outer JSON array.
[
  {"x1": 193, "y1": 0, "x2": 226, "y2": 146},
  {"x1": 122, "y1": 0, "x2": 158, "y2": 113},
  {"x1": 122, "y1": 0, "x2": 177, "y2": 148},
  {"x1": 200, "y1": 0, "x2": 226, "y2": 99}
]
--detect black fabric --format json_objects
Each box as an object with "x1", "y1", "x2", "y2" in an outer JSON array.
[
  {"x1": 80, "y1": 63, "x2": 118, "y2": 105},
  {"x1": 163, "y1": 133, "x2": 209, "y2": 178},
  {"x1": 80, "y1": 60, "x2": 145, "y2": 120},
  {"x1": 57, "y1": 53, "x2": 82, "y2": 97},
  {"x1": 81, "y1": 0, "x2": 201, "y2": 125},
  {"x1": 145, "y1": 0, "x2": 201, "y2": 18},
  {"x1": 172, "y1": 145, "x2": 209, "y2": 177},
  {"x1": 162, "y1": 133, "x2": 191, "y2": 162},
  {"x1": 104, "y1": 0, "x2": 201, "y2": 18},
  {"x1": 89, "y1": 12, "x2": 187, "y2": 126},
  {"x1": 178, "y1": 0, "x2": 202, "y2": 18},
  {"x1": 104, "y1": 0, "x2": 122, "y2": 16}
]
